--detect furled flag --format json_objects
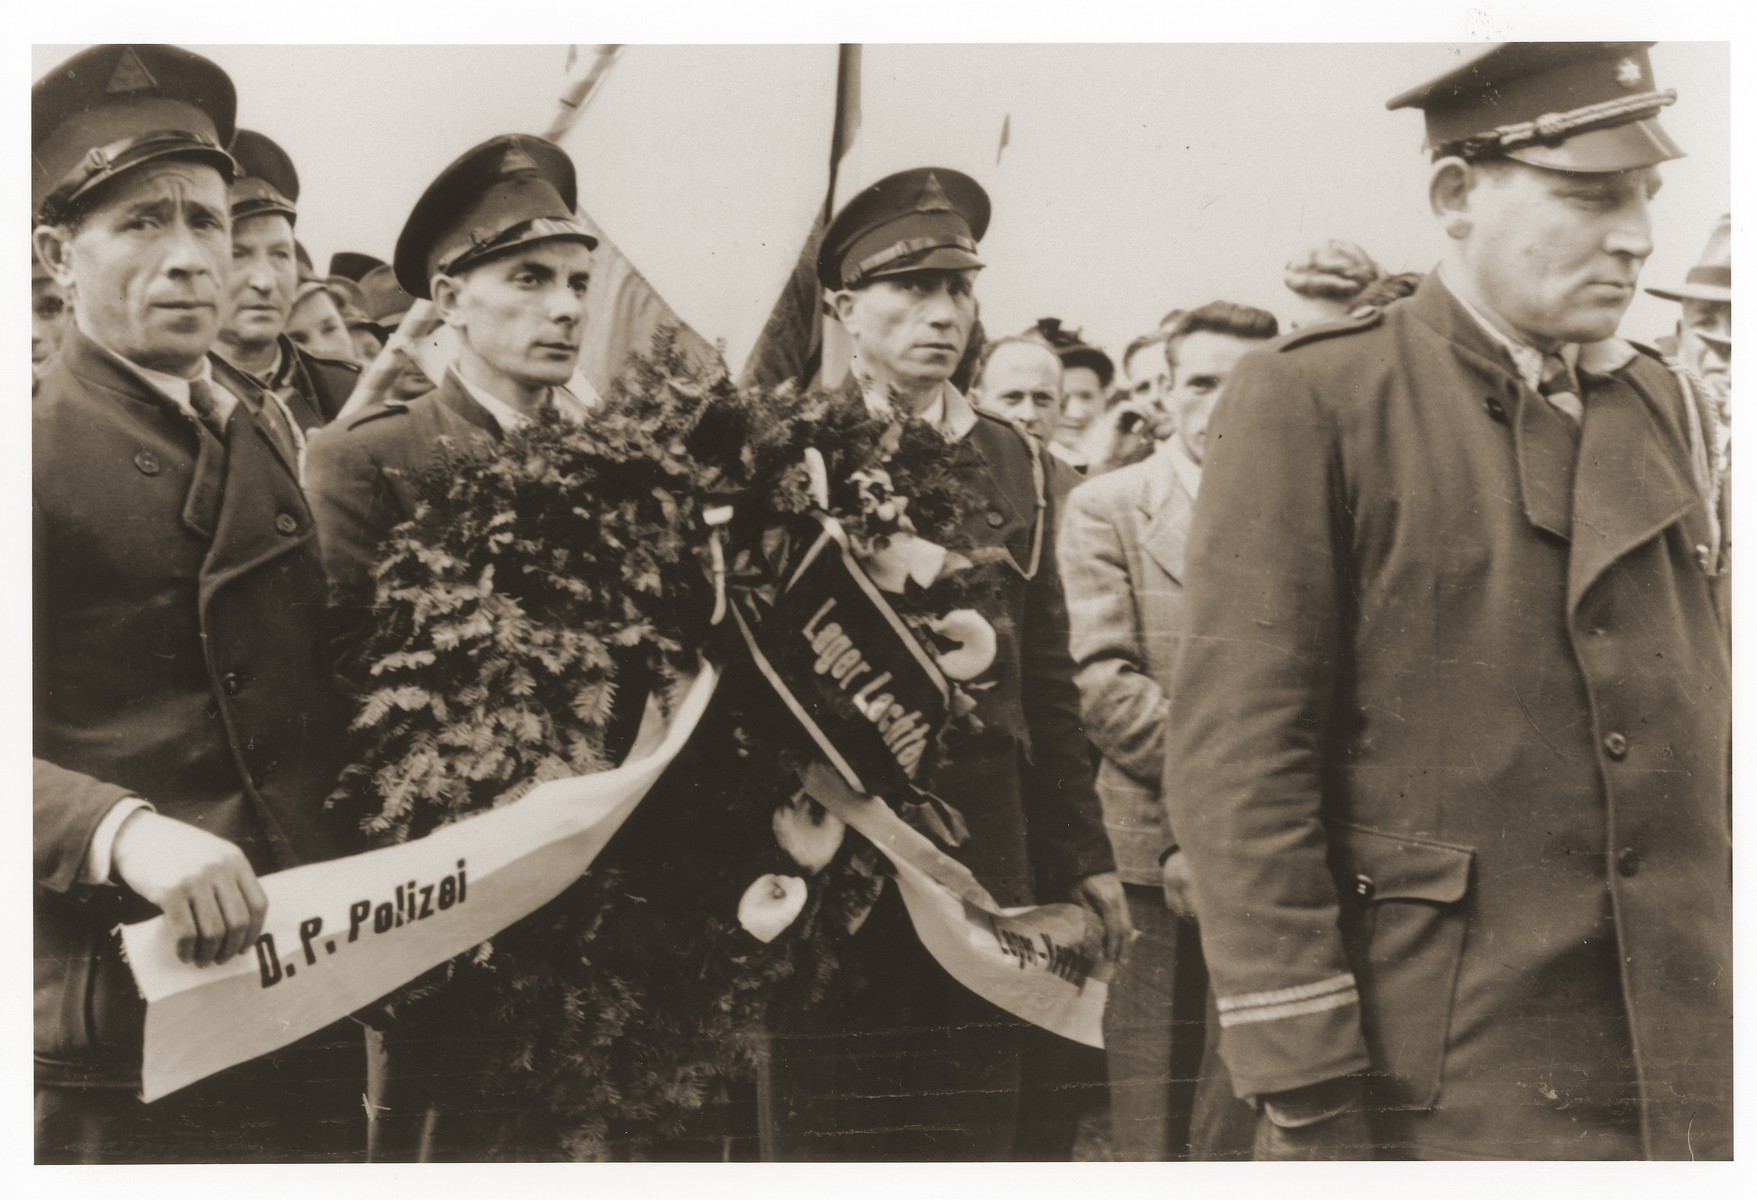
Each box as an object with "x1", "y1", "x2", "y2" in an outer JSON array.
[{"x1": 546, "y1": 45, "x2": 848, "y2": 391}]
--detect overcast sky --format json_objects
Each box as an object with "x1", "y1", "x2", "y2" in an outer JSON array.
[{"x1": 31, "y1": 38, "x2": 1729, "y2": 371}]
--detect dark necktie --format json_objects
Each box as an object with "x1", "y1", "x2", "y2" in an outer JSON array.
[
  {"x1": 1538, "y1": 353, "x2": 1584, "y2": 424},
  {"x1": 187, "y1": 378, "x2": 229, "y2": 440}
]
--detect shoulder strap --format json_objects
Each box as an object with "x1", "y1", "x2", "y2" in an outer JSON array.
[{"x1": 1019, "y1": 425, "x2": 1046, "y2": 581}]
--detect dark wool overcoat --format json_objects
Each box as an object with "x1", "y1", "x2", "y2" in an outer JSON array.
[
  {"x1": 34, "y1": 327, "x2": 349, "y2": 1089},
  {"x1": 302, "y1": 369, "x2": 502, "y2": 634},
  {"x1": 1162, "y1": 275, "x2": 1730, "y2": 1160}
]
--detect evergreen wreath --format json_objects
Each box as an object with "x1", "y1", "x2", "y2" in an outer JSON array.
[{"x1": 328, "y1": 330, "x2": 1011, "y2": 1159}]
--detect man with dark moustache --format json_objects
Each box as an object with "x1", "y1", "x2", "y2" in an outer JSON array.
[
  {"x1": 1162, "y1": 42, "x2": 1730, "y2": 1160},
  {"x1": 32, "y1": 44, "x2": 365, "y2": 1163},
  {"x1": 762, "y1": 167, "x2": 1126, "y2": 1161},
  {"x1": 212, "y1": 128, "x2": 358, "y2": 432},
  {"x1": 1060, "y1": 301, "x2": 1277, "y2": 1161},
  {"x1": 302, "y1": 133, "x2": 601, "y2": 1161}
]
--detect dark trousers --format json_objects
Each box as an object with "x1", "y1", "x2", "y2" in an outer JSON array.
[
  {"x1": 1012, "y1": 1025, "x2": 1105, "y2": 1159},
  {"x1": 35, "y1": 1021, "x2": 369, "y2": 1164},
  {"x1": 760, "y1": 887, "x2": 1026, "y2": 1160},
  {"x1": 1104, "y1": 883, "x2": 1253, "y2": 1160}
]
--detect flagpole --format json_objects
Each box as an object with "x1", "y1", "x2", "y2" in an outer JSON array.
[{"x1": 544, "y1": 45, "x2": 623, "y2": 143}]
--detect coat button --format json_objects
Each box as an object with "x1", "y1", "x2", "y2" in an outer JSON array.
[
  {"x1": 985, "y1": 510, "x2": 1005, "y2": 528},
  {"x1": 1603, "y1": 731, "x2": 1629, "y2": 760},
  {"x1": 223, "y1": 672, "x2": 242, "y2": 696},
  {"x1": 1352, "y1": 873, "x2": 1375, "y2": 900},
  {"x1": 1616, "y1": 847, "x2": 1640, "y2": 877},
  {"x1": 274, "y1": 512, "x2": 299, "y2": 535},
  {"x1": 1482, "y1": 396, "x2": 1508, "y2": 423},
  {"x1": 133, "y1": 451, "x2": 161, "y2": 476}
]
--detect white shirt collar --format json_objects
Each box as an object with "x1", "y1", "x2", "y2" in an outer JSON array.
[
  {"x1": 450, "y1": 366, "x2": 588, "y2": 433},
  {"x1": 86, "y1": 333, "x2": 238, "y2": 424},
  {"x1": 1047, "y1": 440, "x2": 1088, "y2": 470}
]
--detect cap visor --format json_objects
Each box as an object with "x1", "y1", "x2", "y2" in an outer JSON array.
[
  {"x1": 864, "y1": 245, "x2": 985, "y2": 281},
  {"x1": 1504, "y1": 117, "x2": 1684, "y2": 173},
  {"x1": 1645, "y1": 283, "x2": 1733, "y2": 304}
]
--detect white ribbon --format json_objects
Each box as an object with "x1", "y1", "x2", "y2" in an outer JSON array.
[
  {"x1": 122, "y1": 665, "x2": 717, "y2": 1102},
  {"x1": 800, "y1": 762, "x2": 1110, "y2": 1048},
  {"x1": 122, "y1": 660, "x2": 1106, "y2": 1102}
]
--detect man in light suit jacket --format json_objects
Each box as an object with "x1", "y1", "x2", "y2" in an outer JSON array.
[{"x1": 1061, "y1": 301, "x2": 1277, "y2": 1160}]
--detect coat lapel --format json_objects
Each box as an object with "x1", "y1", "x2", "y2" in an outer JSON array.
[
  {"x1": 197, "y1": 407, "x2": 313, "y2": 609},
  {"x1": 1140, "y1": 457, "x2": 1192, "y2": 584},
  {"x1": 434, "y1": 369, "x2": 508, "y2": 439},
  {"x1": 1511, "y1": 386, "x2": 1577, "y2": 542},
  {"x1": 1566, "y1": 364, "x2": 1698, "y2": 613},
  {"x1": 210, "y1": 355, "x2": 303, "y2": 478},
  {"x1": 1410, "y1": 277, "x2": 1582, "y2": 544},
  {"x1": 60, "y1": 330, "x2": 231, "y2": 542}
]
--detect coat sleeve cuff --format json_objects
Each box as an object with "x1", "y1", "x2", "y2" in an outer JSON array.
[{"x1": 1217, "y1": 972, "x2": 1373, "y2": 1100}]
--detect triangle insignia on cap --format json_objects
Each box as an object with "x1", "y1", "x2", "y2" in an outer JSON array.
[
  {"x1": 914, "y1": 171, "x2": 954, "y2": 215},
  {"x1": 498, "y1": 141, "x2": 541, "y2": 177},
  {"x1": 1615, "y1": 58, "x2": 1643, "y2": 89},
  {"x1": 105, "y1": 47, "x2": 159, "y2": 96}
]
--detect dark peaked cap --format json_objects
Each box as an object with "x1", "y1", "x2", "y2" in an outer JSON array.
[
  {"x1": 819, "y1": 167, "x2": 990, "y2": 291},
  {"x1": 356, "y1": 263, "x2": 417, "y2": 335},
  {"x1": 394, "y1": 133, "x2": 597, "y2": 299},
  {"x1": 1387, "y1": 41, "x2": 1682, "y2": 173},
  {"x1": 329, "y1": 251, "x2": 386, "y2": 282},
  {"x1": 229, "y1": 128, "x2": 299, "y2": 223},
  {"x1": 33, "y1": 44, "x2": 237, "y2": 222}
]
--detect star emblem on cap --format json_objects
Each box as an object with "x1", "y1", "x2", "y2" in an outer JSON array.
[{"x1": 1615, "y1": 58, "x2": 1643, "y2": 89}]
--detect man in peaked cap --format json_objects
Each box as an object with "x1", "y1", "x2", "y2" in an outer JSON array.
[
  {"x1": 306, "y1": 134, "x2": 598, "y2": 663},
  {"x1": 211, "y1": 128, "x2": 360, "y2": 432},
  {"x1": 304, "y1": 139, "x2": 601, "y2": 1161},
  {"x1": 1161, "y1": 42, "x2": 1729, "y2": 1160},
  {"x1": 1649, "y1": 212, "x2": 1731, "y2": 431},
  {"x1": 32, "y1": 44, "x2": 366, "y2": 1162},
  {"x1": 762, "y1": 167, "x2": 1126, "y2": 1161}
]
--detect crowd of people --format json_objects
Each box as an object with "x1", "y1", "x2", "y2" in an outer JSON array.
[{"x1": 32, "y1": 38, "x2": 1731, "y2": 1164}]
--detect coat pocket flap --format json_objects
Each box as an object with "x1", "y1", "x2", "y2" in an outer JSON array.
[{"x1": 1325, "y1": 821, "x2": 1474, "y2": 904}]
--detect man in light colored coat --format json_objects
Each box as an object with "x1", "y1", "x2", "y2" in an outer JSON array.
[{"x1": 1061, "y1": 301, "x2": 1276, "y2": 1160}]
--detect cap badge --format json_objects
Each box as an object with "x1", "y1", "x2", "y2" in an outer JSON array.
[
  {"x1": 498, "y1": 142, "x2": 541, "y2": 177},
  {"x1": 104, "y1": 47, "x2": 159, "y2": 96},
  {"x1": 914, "y1": 171, "x2": 955, "y2": 214},
  {"x1": 1615, "y1": 58, "x2": 1643, "y2": 89}
]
